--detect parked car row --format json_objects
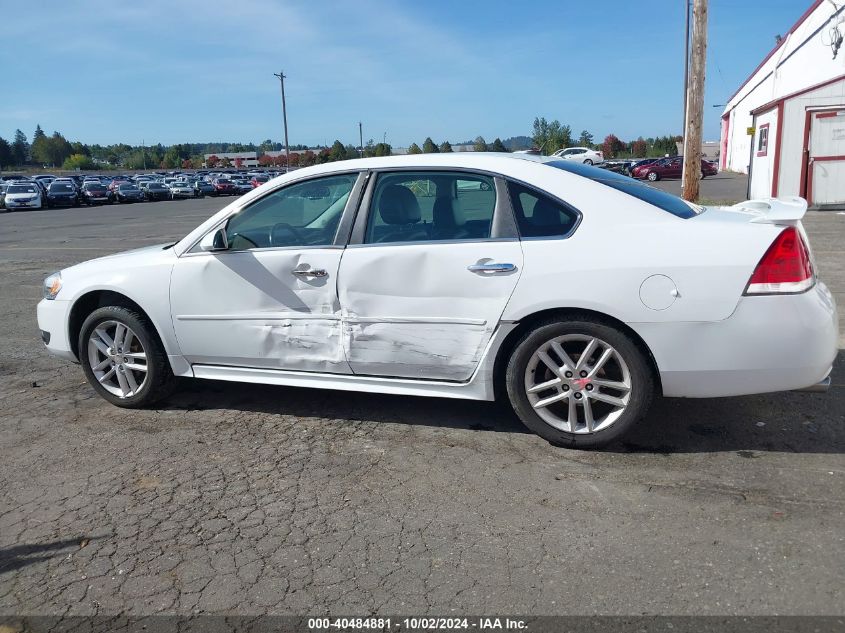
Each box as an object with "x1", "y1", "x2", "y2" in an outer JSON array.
[{"x1": 0, "y1": 168, "x2": 279, "y2": 211}]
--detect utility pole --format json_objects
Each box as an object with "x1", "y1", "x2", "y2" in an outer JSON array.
[
  {"x1": 682, "y1": 0, "x2": 691, "y2": 140},
  {"x1": 359, "y1": 122, "x2": 363, "y2": 158},
  {"x1": 273, "y1": 71, "x2": 290, "y2": 172},
  {"x1": 142, "y1": 139, "x2": 146, "y2": 170},
  {"x1": 682, "y1": 0, "x2": 708, "y2": 202}
]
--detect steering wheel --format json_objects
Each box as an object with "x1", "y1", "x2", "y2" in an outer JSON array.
[{"x1": 270, "y1": 222, "x2": 304, "y2": 246}]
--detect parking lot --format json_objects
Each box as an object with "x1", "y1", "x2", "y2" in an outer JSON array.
[{"x1": 0, "y1": 193, "x2": 843, "y2": 615}]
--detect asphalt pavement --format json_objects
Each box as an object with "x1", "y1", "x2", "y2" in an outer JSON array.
[{"x1": 0, "y1": 194, "x2": 843, "y2": 616}]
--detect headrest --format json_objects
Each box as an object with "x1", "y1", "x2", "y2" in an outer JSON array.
[
  {"x1": 532, "y1": 199, "x2": 562, "y2": 226},
  {"x1": 433, "y1": 196, "x2": 465, "y2": 227},
  {"x1": 378, "y1": 185, "x2": 421, "y2": 225}
]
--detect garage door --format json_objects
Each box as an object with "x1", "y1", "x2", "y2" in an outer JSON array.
[{"x1": 808, "y1": 110, "x2": 845, "y2": 206}]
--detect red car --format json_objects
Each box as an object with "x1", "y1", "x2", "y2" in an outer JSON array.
[
  {"x1": 631, "y1": 157, "x2": 718, "y2": 181},
  {"x1": 250, "y1": 175, "x2": 270, "y2": 188},
  {"x1": 211, "y1": 178, "x2": 237, "y2": 196}
]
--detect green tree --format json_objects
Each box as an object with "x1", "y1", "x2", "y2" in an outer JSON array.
[
  {"x1": 532, "y1": 117, "x2": 571, "y2": 154},
  {"x1": 490, "y1": 138, "x2": 507, "y2": 152},
  {"x1": 31, "y1": 125, "x2": 50, "y2": 165},
  {"x1": 473, "y1": 136, "x2": 488, "y2": 152},
  {"x1": 62, "y1": 154, "x2": 97, "y2": 170},
  {"x1": 439, "y1": 141, "x2": 453, "y2": 153},
  {"x1": 329, "y1": 140, "x2": 348, "y2": 161},
  {"x1": 0, "y1": 137, "x2": 11, "y2": 169},
  {"x1": 11, "y1": 129, "x2": 28, "y2": 165},
  {"x1": 422, "y1": 137, "x2": 439, "y2": 153},
  {"x1": 407, "y1": 142, "x2": 422, "y2": 154},
  {"x1": 44, "y1": 132, "x2": 72, "y2": 166},
  {"x1": 578, "y1": 130, "x2": 593, "y2": 147}
]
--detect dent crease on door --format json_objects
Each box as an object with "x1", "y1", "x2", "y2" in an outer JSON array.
[
  {"x1": 342, "y1": 316, "x2": 493, "y2": 381},
  {"x1": 338, "y1": 243, "x2": 521, "y2": 381}
]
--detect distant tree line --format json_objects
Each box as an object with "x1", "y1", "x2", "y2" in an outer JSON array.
[{"x1": 0, "y1": 120, "x2": 683, "y2": 171}]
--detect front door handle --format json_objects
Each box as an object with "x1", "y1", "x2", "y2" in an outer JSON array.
[
  {"x1": 467, "y1": 262, "x2": 516, "y2": 273},
  {"x1": 292, "y1": 268, "x2": 328, "y2": 278}
]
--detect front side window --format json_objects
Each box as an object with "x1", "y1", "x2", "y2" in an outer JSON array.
[
  {"x1": 507, "y1": 181, "x2": 579, "y2": 238},
  {"x1": 365, "y1": 171, "x2": 496, "y2": 244},
  {"x1": 225, "y1": 174, "x2": 356, "y2": 250}
]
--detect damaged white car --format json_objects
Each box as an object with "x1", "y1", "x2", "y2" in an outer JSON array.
[{"x1": 37, "y1": 154, "x2": 838, "y2": 448}]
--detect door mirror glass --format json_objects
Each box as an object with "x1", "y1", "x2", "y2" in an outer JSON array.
[{"x1": 200, "y1": 227, "x2": 229, "y2": 252}]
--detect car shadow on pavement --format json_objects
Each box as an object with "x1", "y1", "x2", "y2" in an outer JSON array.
[
  {"x1": 165, "y1": 350, "x2": 843, "y2": 454},
  {"x1": 0, "y1": 537, "x2": 99, "y2": 575}
]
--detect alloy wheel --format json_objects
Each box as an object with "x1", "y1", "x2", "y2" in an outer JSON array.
[
  {"x1": 524, "y1": 334, "x2": 631, "y2": 434},
  {"x1": 87, "y1": 320, "x2": 148, "y2": 398}
]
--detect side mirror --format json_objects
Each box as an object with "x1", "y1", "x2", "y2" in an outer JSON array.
[{"x1": 200, "y1": 227, "x2": 228, "y2": 252}]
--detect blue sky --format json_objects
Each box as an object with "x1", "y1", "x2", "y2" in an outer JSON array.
[{"x1": 1, "y1": 0, "x2": 808, "y2": 148}]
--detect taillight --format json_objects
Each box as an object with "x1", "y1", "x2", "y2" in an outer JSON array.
[{"x1": 744, "y1": 226, "x2": 814, "y2": 295}]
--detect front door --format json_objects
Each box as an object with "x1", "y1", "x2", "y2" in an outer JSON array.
[
  {"x1": 337, "y1": 170, "x2": 523, "y2": 381},
  {"x1": 170, "y1": 173, "x2": 361, "y2": 372}
]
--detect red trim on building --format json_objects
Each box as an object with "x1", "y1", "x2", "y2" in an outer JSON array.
[
  {"x1": 816, "y1": 111, "x2": 841, "y2": 118},
  {"x1": 750, "y1": 73, "x2": 845, "y2": 115},
  {"x1": 771, "y1": 102, "x2": 785, "y2": 196},
  {"x1": 720, "y1": 114, "x2": 730, "y2": 171},
  {"x1": 811, "y1": 154, "x2": 845, "y2": 161},
  {"x1": 756, "y1": 123, "x2": 770, "y2": 157},
  {"x1": 726, "y1": 0, "x2": 824, "y2": 104}
]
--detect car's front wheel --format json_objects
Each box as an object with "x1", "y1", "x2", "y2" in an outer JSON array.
[
  {"x1": 506, "y1": 318, "x2": 653, "y2": 449},
  {"x1": 647, "y1": 171, "x2": 659, "y2": 181},
  {"x1": 79, "y1": 306, "x2": 175, "y2": 408},
  {"x1": 584, "y1": 159, "x2": 593, "y2": 165}
]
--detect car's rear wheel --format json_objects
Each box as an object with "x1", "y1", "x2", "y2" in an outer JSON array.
[
  {"x1": 506, "y1": 318, "x2": 653, "y2": 449},
  {"x1": 584, "y1": 159, "x2": 593, "y2": 165},
  {"x1": 79, "y1": 306, "x2": 175, "y2": 408},
  {"x1": 647, "y1": 171, "x2": 659, "y2": 181}
]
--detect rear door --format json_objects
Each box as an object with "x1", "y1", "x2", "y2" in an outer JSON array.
[{"x1": 337, "y1": 170, "x2": 523, "y2": 381}]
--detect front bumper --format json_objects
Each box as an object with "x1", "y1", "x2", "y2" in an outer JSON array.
[
  {"x1": 36, "y1": 299, "x2": 77, "y2": 362},
  {"x1": 633, "y1": 281, "x2": 839, "y2": 398}
]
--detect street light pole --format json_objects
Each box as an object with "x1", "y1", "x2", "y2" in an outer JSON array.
[
  {"x1": 359, "y1": 122, "x2": 363, "y2": 158},
  {"x1": 273, "y1": 71, "x2": 290, "y2": 172}
]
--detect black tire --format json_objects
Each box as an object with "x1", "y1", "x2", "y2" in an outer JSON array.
[
  {"x1": 78, "y1": 306, "x2": 175, "y2": 408},
  {"x1": 647, "y1": 171, "x2": 659, "y2": 181},
  {"x1": 505, "y1": 317, "x2": 653, "y2": 449},
  {"x1": 584, "y1": 159, "x2": 593, "y2": 165}
]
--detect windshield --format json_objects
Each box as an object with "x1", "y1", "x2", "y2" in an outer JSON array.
[
  {"x1": 9, "y1": 184, "x2": 37, "y2": 193},
  {"x1": 50, "y1": 184, "x2": 74, "y2": 192},
  {"x1": 544, "y1": 160, "x2": 701, "y2": 219},
  {"x1": 119, "y1": 184, "x2": 138, "y2": 191}
]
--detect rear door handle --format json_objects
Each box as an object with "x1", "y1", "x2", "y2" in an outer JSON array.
[
  {"x1": 467, "y1": 263, "x2": 516, "y2": 273},
  {"x1": 292, "y1": 268, "x2": 328, "y2": 278}
]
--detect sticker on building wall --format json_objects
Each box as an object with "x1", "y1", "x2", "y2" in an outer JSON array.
[
  {"x1": 832, "y1": 127, "x2": 845, "y2": 141},
  {"x1": 746, "y1": 127, "x2": 755, "y2": 135}
]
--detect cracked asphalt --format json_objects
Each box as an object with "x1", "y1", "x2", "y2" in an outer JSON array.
[{"x1": 0, "y1": 197, "x2": 843, "y2": 616}]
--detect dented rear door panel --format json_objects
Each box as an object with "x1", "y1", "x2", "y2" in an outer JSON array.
[{"x1": 337, "y1": 241, "x2": 523, "y2": 381}]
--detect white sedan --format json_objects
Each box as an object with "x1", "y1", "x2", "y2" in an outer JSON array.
[
  {"x1": 36, "y1": 154, "x2": 837, "y2": 448},
  {"x1": 552, "y1": 147, "x2": 605, "y2": 165}
]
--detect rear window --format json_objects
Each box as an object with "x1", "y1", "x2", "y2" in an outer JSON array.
[{"x1": 545, "y1": 160, "x2": 701, "y2": 219}]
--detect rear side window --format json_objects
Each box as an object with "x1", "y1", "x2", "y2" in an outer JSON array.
[
  {"x1": 365, "y1": 171, "x2": 496, "y2": 244},
  {"x1": 545, "y1": 159, "x2": 700, "y2": 219},
  {"x1": 507, "y1": 181, "x2": 579, "y2": 238}
]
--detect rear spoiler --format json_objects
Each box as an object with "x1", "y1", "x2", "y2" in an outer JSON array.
[{"x1": 725, "y1": 196, "x2": 807, "y2": 225}]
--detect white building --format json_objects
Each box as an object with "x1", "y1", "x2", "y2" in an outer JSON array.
[
  {"x1": 720, "y1": 0, "x2": 845, "y2": 206},
  {"x1": 203, "y1": 152, "x2": 258, "y2": 168}
]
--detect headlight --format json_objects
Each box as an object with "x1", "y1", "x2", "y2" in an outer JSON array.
[{"x1": 43, "y1": 272, "x2": 62, "y2": 300}]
